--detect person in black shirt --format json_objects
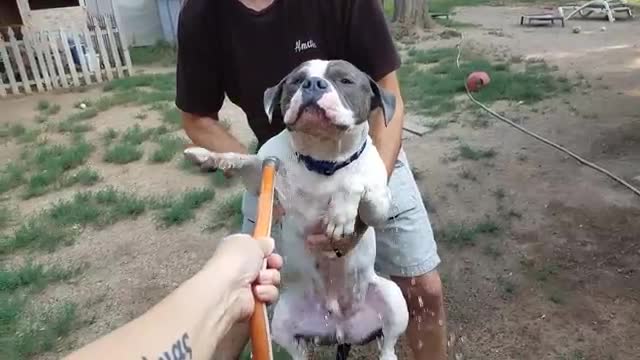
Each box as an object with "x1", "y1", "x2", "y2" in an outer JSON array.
[{"x1": 176, "y1": 0, "x2": 447, "y2": 359}]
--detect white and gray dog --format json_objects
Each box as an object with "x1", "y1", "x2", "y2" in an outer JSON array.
[{"x1": 185, "y1": 59, "x2": 409, "y2": 360}]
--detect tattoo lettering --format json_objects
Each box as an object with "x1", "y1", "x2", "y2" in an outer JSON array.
[{"x1": 142, "y1": 333, "x2": 192, "y2": 360}]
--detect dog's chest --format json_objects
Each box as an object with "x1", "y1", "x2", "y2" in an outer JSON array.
[{"x1": 278, "y1": 162, "x2": 352, "y2": 223}]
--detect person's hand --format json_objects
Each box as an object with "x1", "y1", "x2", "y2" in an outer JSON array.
[
  {"x1": 207, "y1": 234, "x2": 283, "y2": 322},
  {"x1": 305, "y1": 217, "x2": 368, "y2": 257}
]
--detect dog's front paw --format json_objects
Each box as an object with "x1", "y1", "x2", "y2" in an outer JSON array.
[
  {"x1": 323, "y1": 190, "x2": 362, "y2": 241},
  {"x1": 183, "y1": 147, "x2": 255, "y2": 171}
]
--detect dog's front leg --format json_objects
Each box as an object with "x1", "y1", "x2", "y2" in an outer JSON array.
[
  {"x1": 324, "y1": 183, "x2": 365, "y2": 241},
  {"x1": 359, "y1": 183, "x2": 392, "y2": 228},
  {"x1": 183, "y1": 147, "x2": 263, "y2": 195}
]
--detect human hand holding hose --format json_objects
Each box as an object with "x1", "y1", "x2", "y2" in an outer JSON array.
[{"x1": 64, "y1": 233, "x2": 283, "y2": 360}]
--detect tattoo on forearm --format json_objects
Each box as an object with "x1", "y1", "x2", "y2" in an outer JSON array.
[{"x1": 142, "y1": 333, "x2": 192, "y2": 360}]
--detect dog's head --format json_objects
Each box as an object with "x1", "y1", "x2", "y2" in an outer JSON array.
[{"x1": 263, "y1": 59, "x2": 396, "y2": 137}]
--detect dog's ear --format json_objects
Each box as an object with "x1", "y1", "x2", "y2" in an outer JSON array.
[
  {"x1": 263, "y1": 79, "x2": 285, "y2": 123},
  {"x1": 368, "y1": 77, "x2": 396, "y2": 127}
]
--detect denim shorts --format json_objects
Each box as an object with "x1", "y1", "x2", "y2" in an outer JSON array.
[{"x1": 240, "y1": 149, "x2": 441, "y2": 278}]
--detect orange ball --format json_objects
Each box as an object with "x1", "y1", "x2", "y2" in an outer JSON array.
[{"x1": 466, "y1": 71, "x2": 491, "y2": 92}]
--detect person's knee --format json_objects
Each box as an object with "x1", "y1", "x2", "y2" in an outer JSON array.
[{"x1": 393, "y1": 271, "x2": 444, "y2": 313}]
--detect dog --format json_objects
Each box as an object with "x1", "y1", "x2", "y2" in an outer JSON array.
[{"x1": 184, "y1": 59, "x2": 409, "y2": 360}]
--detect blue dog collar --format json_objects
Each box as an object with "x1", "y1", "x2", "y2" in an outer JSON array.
[{"x1": 295, "y1": 141, "x2": 368, "y2": 176}]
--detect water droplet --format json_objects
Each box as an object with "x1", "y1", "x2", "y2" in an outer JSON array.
[
  {"x1": 438, "y1": 319, "x2": 444, "y2": 326},
  {"x1": 418, "y1": 296, "x2": 424, "y2": 308},
  {"x1": 411, "y1": 278, "x2": 417, "y2": 286},
  {"x1": 417, "y1": 340, "x2": 423, "y2": 349}
]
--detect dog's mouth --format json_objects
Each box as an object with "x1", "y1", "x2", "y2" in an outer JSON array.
[{"x1": 289, "y1": 103, "x2": 347, "y2": 132}]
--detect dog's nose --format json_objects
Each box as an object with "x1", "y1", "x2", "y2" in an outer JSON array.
[{"x1": 301, "y1": 77, "x2": 329, "y2": 92}]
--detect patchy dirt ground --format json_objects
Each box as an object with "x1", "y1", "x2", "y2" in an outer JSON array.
[{"x1": 1, "y1": 5, "x2": 639, "y2": 360}]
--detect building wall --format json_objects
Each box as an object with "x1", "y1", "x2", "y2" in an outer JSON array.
[
  {"x1": 112, "y1": 0, "x2": 164, "y2": 47},
  {"x1": 85, "y1": 0, "x2": 114, "y2": 16},
  {"x1": 26, "y1": 6, "x2": 87, "y2": 30}
]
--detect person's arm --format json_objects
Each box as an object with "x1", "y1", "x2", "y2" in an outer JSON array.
[
  {"x1": 183, "y1": 112, "x2": 248, "y2": 154},
  {"x1": 65, "y1": 235, "x2": 282, "y2": 360},
  {"x1": 369, "y1": 71, "x2": 405, "y2": 179},
  {"x1": 343, "y1": 0, "x2": 404, "y2": 178},
  {"x1": 175, "y1": 0, "x2": 247, "y2": 155},
  {"x1": 65, "y1": 264, "x2": 237, "y2": 360}
]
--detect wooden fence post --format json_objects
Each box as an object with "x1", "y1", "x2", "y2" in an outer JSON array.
[
  {"x1": 60, "y1": 28, "x2": 81, "y2": 88},
  {"x1": 104, "y1": 16, "x2": 124, "y2": 78},
  {"x1": 48, "y1": 31, "x2": 70, "y2": 89},
  {"x1": 39, "y1": 31, "x2": 60, "y2": 89},
  {"x1": 8, "y1": 28, "x2": 32, "y2": 94},
  {"x1": 83, "y1": 23, "x2": 102, "y2": 83},
  {"x1": 72, "y1": 28, "x2": 92, "y2": 86},
  {"x1": 111, "y1": 4, "x2": 134, "y2": 75},
  {"x1": 32, "y1": 31, "x2": 53, "y2": 91},
  {"x1": 93, "y1": 17, "x2": 114, "y2": 81},
  {"x1": 0, "y1": 72, "x2": 6, "y2": 97},
  {"x1": 22, "y1": 28, "x2": 45, "y2": 93},
  {"x1": 0, "y1": 33, "x2": 20, "y2": 95}
]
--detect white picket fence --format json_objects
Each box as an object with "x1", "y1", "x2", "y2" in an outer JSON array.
[{"x1": 0, "y1": 15, "x2": 133, "y2": 98}]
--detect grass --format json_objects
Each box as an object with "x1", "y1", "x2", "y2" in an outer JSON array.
[
  {"x1": 104, "y1": 124, "x2": 173, "y2": 164},
  {"x1": 22, "y1": 142, "x2": 93, "y2": 197},
  {"x1": 0, "y1": 219, "x2": 76, "y2": 253},
  {"x1": 23, "y1": 141, "x2": 95, "y2": 199},
  {"x1": 398, "y1": 47, "x2": 572, "y2": 116},
  {"x1": 60, "y1": 167, "x2": 102, "y2": 188},
  {"x1": 102, "y1": 128, "x2": 119, "y2": 146},
  {"x1": 47, "y1": 188, "x2": 147, "y2": 228},
  {"x1": 103, "y1": 73, "x2": 176, "y2": 93},
  {"x1": 36, "y1": 100, "x2": 50, "y2": 112},
  {"x1": 0, "y1": 205, "x2": 13, "y2": 230},
  {"x1": 9, "y1": 124, "x2": 26, "y2": 138},
  {"x1": 0, "y1": 261, "x2": 80, "y2": 360},
  {"x1": 0, "y1": 186, "x2": 218, "y2": 253},
  {"x1": 0, "y1": 163, "x2": 26, "y2": 194},
  {"x1": 150, "y1": 135, "x2": 186, "y2": 163},
  {"x1": 437, "y1": 219, "x2": 500, "y2": 247},
  {"x1": 121, "y1": 124, "x2": 154, "y2": 145},
  {"x1": 104, "y1": 143, "x2": 144, "y2": 164},
  {"x1": 57, "y1": 109, "x2": 99, "y2": 134},
  {"x1": 129, "y1": 40, "x2": 177, "y2": 66},
  {"x1": 0, "y1": 263, "x2": 77, "y2": 293},
  {"x1": 206, "y1": 192, "x2": 244, "y2": 231},
  {"x1": 155, "y1": 188, "x2": 216, "y2": 227},
  {"x1": 458, "y1": 143, "x2": 496, "y2": 160},
  {"x1": 0, "y1": 298, "x2": 78, "y2": 360},
  {"x1": 44, "y1": 104, "x2": 61, "y2": 116},
  {"x1": 161, "y1": 107, "x2": 182, "y2": 128},
  {"x1": 16, "y1": 129, "x2": 41, "y2": 144}
]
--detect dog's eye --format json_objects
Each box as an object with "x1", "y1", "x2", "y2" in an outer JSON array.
[
  {"x1": 291, "y1": 77, "x2": 304, "y2": 86},
  {"x1": 340, "y1": 78, "x2": 354, "y2": 85}
]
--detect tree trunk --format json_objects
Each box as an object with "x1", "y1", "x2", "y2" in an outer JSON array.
[{"x1": 393, "y1": 0, "x2": 435, "y2": 29}]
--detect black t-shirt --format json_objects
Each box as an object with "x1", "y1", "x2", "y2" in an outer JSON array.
[{"x1": 175, "y1": 0, "x2": 401, "y2": 146}]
